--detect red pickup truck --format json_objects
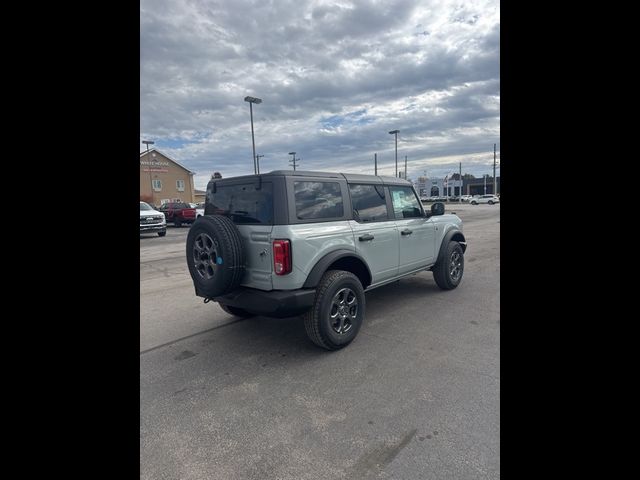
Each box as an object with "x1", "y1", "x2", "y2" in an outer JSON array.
[{"x1": 158, "y1": 202, "x2": 196, "y2": 227}]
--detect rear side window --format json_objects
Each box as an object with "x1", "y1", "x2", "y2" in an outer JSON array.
[
  {"x1": 206, "y1": 183, "x2": 273, "y2": 224},
  {"x1": 349, "y1": 184, "x2": 388, "y2": 222},
  {"x1": 294, "y1": 181, "x2": 344, "y2": 220}
]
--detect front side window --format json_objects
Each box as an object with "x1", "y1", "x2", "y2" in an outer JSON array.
[
  {"x1": 349, "y1": 184, "x2": 388, "y2": 222},
  {"x1": 294, "y1": 181, "x2": 344, "y2": 220},
  {"x1": 389, "y1": 186, "x2": 423, "y2": 219},
  {"x1": 176, "y1": 180, "x2": 185, "y2": 191},
  {"x1": 152, "y1": 179, "x2": 162, "y2": 191}
]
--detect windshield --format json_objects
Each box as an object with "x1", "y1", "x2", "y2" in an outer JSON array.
[{"x1": 140, "y1": 202, "x2": 153, "y2": 211}]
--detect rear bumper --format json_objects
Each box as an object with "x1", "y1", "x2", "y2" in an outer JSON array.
[{"x1": 212, "y1": 287, "x2": 316, "y2": 318}]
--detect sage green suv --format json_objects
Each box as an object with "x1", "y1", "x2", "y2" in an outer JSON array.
[{"x1": 186, "y1": 170, "x2": 466, "y2": 350}]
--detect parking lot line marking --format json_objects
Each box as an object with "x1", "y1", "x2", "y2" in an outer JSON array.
[{"x1": 140, "y1": 318, "x2": 247, "y2": 355}]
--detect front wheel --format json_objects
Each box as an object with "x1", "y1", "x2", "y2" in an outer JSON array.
[
  {"x1": 433, "y1": 241, "x2": 464, "y2": 290},
  {"x1": 174, "y1": 218, "x2": 182, "y2": 228},
  {"x1": 303, "y1": 270, "x2": 365, "y2": 350},
  {"x1": 471, "y1": 201, "x2": 477, "y2": 205},
  {"x1": 488, "y1": 200, "x2": 494, "y2": 205},
  {"x1": 157, "y1": 230, "x2": 166, "y2": 237}
]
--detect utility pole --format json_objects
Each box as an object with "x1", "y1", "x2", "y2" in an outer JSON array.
[
  {"x1": 404, "y1": 155, "x2": 408, "y2": 180},
  {"x1": 256, "y1": 154, "x2": 264, "y2": 175},
  {"x1": 288, "y1": 152, "x2": 298, "y2": 171},
  {"x1": 374, "y1": 153, "x2": 377, "y2": 176},
  {"x1": 484, "y1": 174, "x2": 487, "y2": 195},
  {"x1": 493, "y1": 143, "x2": 497, "y2": 195}
]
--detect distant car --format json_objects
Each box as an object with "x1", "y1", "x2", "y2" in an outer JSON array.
[
  {"x1": 159, "y1": 202, "x2": 197, "y2": 227},
  {"x1": 140, "y1": 201, "x2": 167, "y2": 237},
  {"x1": 460, "y1": 195, "x2": 473, "y2": 202},
  {"x1": 470, "y1": 194, "x2": 500, "y2": 205}
]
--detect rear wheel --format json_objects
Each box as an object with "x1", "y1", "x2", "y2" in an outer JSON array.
[
  {"x1": 488, "y1": 200, "x2": 494, "y2": 205},
  {"x1": 219, "y1": 303, "x2": 253, "y2": 318},
  {"x1": 433, "y1": 241, "x2": 464, "y2": 290},
  {"x1": 174, "y1": 218, "x2": 182, "y2": 227},
  {"x1": 303, "y1": 270, "x2": 365, "y2": 350}
]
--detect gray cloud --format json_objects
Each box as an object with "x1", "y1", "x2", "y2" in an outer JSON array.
[{"x1": 141, "y1": 0, "x2": 500, "y2": 187}]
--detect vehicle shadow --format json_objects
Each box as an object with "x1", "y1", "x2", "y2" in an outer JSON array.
[{"x1": 191, "y1": 273, "x2": 444, "y2": 363}]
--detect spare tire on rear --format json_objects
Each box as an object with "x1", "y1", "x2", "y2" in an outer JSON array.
[{"x1": 186, "y1": 215, "x2": 245, "y2": 298}]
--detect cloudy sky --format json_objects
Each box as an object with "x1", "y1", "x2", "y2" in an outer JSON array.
[{"x1": 141, "y1": 0, "x2": 499, "y2": 190}]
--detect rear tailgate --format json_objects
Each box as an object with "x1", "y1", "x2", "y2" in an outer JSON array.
[{"x1": 236, "y1": 225, "x2": 273, "y2": 291}]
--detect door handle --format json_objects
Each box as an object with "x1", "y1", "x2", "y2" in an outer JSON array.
[
  {"x1": 359, "y1": 234, "x2": 374, "y2": 242},
  {"x1": 401, "y1": 229, "x2": 413, "y2": 236}
]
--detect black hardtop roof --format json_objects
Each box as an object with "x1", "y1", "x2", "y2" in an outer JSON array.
[{"x1": 209, "y1": 170, "x2": 412, "y2": 186}]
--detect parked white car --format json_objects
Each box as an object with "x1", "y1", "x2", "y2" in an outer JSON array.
[
  {"x1": 470, "y1": 194, "x2": 500, "y2": 205},
  {"x1": 460, "y1": 195, "x2": 473, "y2": 202},
  {"x1": 140, "y1": 201, "x2": 167, "y2": 236}
]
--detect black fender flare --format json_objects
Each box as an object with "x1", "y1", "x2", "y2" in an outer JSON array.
[
  {"x1": 436, "y1": 229, "x2": 467, "y2": 265},
  {"x1": 303, "y1": 249, "x2": 372, "y2": 289}
]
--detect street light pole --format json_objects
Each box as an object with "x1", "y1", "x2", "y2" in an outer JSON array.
[
  {"x1": 389, "y1": 130, "x2": 399, "y2": 177},
  {"x1": 404, "y1": 155, "x2": 408, "y2": 180},
  {"x1": 493, "y1": 143, "x2": 497, "y2": 195},
  {"x1": 244, "y1": 96, "x2": 262, "y2": 174},
  {"x1": 256, "y1": 154, "x2": 264, "y2": 174},
  {"x1": 374, "y1": 153, "x2": 377, "y2": 176},
  {"x1": 142, "y1": 140, "x2": 155, "y2": 203},
  {"x1": 459, "y1": 162, "x2": 462, "y2": 202},
  {"x1": 484, "y1": 174, "x2": 487, "y2": 195}
]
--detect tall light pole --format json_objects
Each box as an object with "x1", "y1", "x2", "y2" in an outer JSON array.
[
  {"x1": 459, "y1": 162, "x2": 462, "y2": 202},
  {"x1": 288, "y1": 152, "x2": 298, "y2": 171},
  {"x1": 374, "y1": 153, "x2": 377, "y2": 176},
  {"x1": 484, "y1": 174, "x2": 487, "y2": 195},
  {"x1": 244, "y1": 96, "x2": 262, "y2": 174},
  {"x1": 404, "y1": 155, "x2": 408, "y2": 180},
  {"x1": 493, "y1": 143, "x2": 497, "y2": 195},
  {"x1": 256, "y1": 154, "x2": 264, "y2": 174},
  {"x1": 142, "y1": 140, "x2": 155, "y2": 203},
  {"x1": 388, "y1": 130, "x2": 399, "y2": 177}
]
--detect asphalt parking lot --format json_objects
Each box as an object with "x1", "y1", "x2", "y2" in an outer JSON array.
[{"x1": 140, "y1": 204, "x2": 500, "y2": 479}]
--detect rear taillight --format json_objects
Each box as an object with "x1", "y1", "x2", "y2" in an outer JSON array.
[{"x1": 273, "y1": 239, "x2": 292, "y2": 275}]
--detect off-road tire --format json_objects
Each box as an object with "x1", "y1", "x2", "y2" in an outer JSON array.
[
  {"x1": 433, "y1": 241, "x2": 464, "y2": 290},
  {"x1": 303, "y1": 270, "x2": 365, "y2": 350},
  {"x1": 186, "y1": 215, "x2": 245, "y2": 298}
]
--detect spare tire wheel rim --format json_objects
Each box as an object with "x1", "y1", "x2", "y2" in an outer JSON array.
[
  {"x1": 330, "y1": 287, "x2": 357, "y2": 335},
  {"x1": 193, "y1": 233, "x2": 220, "y2": 280}
]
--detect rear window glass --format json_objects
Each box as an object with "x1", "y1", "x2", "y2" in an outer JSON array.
[
  {"x1": 294, "y1": 181, "x2": 344, "y2": 220},
  {"x1": 206, "y1": 182, "x2": 273, "y2": 224},
  {"x1": 349, "y1": 184, "x2": 388, "y2": 222}
]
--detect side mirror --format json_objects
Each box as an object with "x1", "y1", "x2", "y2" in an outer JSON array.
[{"x1": 431, "y1": 202, "x2": 445, "y2": 216}]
